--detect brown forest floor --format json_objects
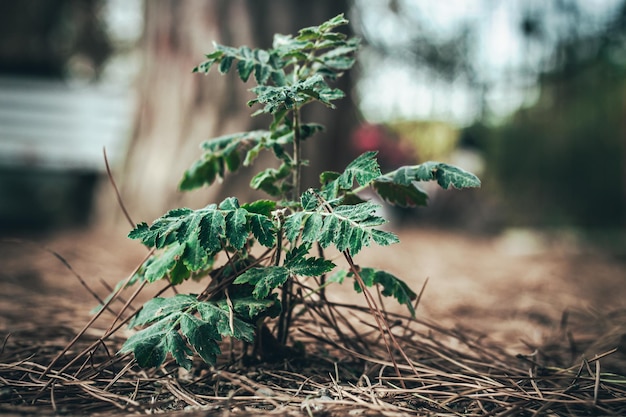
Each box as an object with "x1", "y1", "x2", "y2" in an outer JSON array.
[{"x1": 1, "y1": 225, "x2": 626, "y2": 415}]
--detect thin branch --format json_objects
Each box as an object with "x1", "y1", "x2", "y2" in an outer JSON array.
[{"x1": 103, "y1": 147, "x2": 135, "y2": 228}]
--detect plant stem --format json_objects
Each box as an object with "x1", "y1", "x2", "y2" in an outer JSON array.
[
  {"x1": 292, "y1": 106, "x2": 302, "y2": 201},
  {"x1": 275, "y1": 212, "x2": 291, "y2": 345},
  {"x1": 276, "y1": 107, "x2": 302, "y2": 347}
]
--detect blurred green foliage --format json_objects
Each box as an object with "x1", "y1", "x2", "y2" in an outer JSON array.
[{"x1": 481, "y1": 55, "x2": 625, "y2": 228}]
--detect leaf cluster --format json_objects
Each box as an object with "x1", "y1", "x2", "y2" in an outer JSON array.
[
  {"x1": 194, "y1": 13, "x2": 357, "y2": 118},
  {"x1": 128, "y1": 198, "x2": 275, "y2": 284},
  {"x1": 124, "y1": 150, "x2": 480, "y2": 367},
  {"x1": 121, "y1": 294, "x2": 279, "y2": 369},
  {"x1": 319, "y1": 151, "x2": 481, "y2": 208},
  {"x1": 184, "y1": 14, "x2": 358, "y2": 196}
]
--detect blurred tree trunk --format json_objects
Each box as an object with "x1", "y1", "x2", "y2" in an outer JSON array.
[{"x1": 96, "y1": 0, "x2": 355, "y2": 227}]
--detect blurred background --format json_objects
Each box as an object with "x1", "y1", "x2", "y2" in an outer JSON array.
[{"x1": 0, "y1": 0, "x2": 624, "y2": 244}]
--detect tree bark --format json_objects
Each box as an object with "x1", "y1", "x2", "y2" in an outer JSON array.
[{"x1": 96, "y1": 0, "x2": 355, "y2": 228}]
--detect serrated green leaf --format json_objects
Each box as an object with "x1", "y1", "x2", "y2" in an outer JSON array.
[
  {"x1": 348, "y1": 226, "x2": 366, "y2": 254},
  {"x1": 196, "y1": 301, "x2": 255, "y2": 342},
  {"x1": 327, "y1": 270, "x2": 347, "y2": 284},
  {"x1": 319, "y1": 13, "x2": 349, "y2": 31},
  {"x1": 284, "y1": 244, "x2": 309, "y2": 263},
  {"x1": 286, "y1": 254, "x2": 335, "y2": 277},
  {"x1": 322, "y1": 153, "x2": 382, "y2": 201},
  {"x1": 318, "y1": 213, "x2": 339, "y2": 248},
  {"x1": 273, "y1": 33, "x2": 314, "y2": 55},
  {"x1": 145, "y1": 243, "x2": 186, "y2": 283},
  {"x1": 299, "y1": 123, "x2": 325, "y2": 140},
  {"x1": 248, "y1": 74, "x2": 339, "y2": 115},
  {"x1": 122, "y1": 328, "x2": 168, "y2": 368},
  {"x1": 296, "y1": 27, "x2": 320, "y2": 41},
  {"x1": 128, "y1": 297, "x2": 168, "y2": 328},
  {"x1": 179, "y1": 314, "x2": 221, "y2": 365},
  {"x1": 181, "y1": 235, "x2": 209, "y2": 272},
  {"x1": 131, "y1": 206, "x2": 234, "y2": 282},
  {"x1": 198, "y1": 210, "x2": 226, "y2": 254},
  {"x1": 130, "y1": 294, "x2": 197, "y2": 328},
  {"x1": 224, "y1": 150, "x2": 241, "y2": 172},
  {"x1": 193, "y1": 49, "x2": 222, "y2": 74},
  {"x1": 255, "y1": 63, "x2": 272, "y2": 84},
  {"x1": 177, "y1": 209, "x2": 203, "y2": 244},
  {"x1": 320, "y1": 171, "x2": 341, "y2": 185},
  {"x1": 169, "y1": 258, "x2": 190, "y2": 285},
  {"x1": 133, "y1": 208, "x2": 192, "y2": 249},
  {"x1": 301, "y1": 213, "x2": 323, "y2": 243},
  {"x1": 332, "y1": 201, "x2": 380, "y2": 222},
  {"x1": 237, "y1": 58, "x2": 255, "y2": 82},
  {"x1": 123, "y1": 292, "x2": 263, "y2": 369},
  {"x1": 391, "y1": 166, "x2": 418, "y2": 186},
  {"x1": 220, "y1": 295, "x2": 281, "y2": 320},
  {"x1": 413, "y1": 162, "x2": 482, "y2": 189},
  {"x1": 317, "y1": 87, "x2": 345, "y2": 106},
  {"x1": 233, "y1": 266, "x2": 290, "y2": 299},
  {"x1": 166, "y1": 330, "x2": 193, "y2": 370},
  {"x1": 241, "y1": 200, "x2": 276, "y2": 217},
  {"x1": 370, "y1": 229, "x2": 400, "y2": 246},
  {"x1": 181, "y1": 131, "x2": 271, "y2": 191},
  {"x1": 249, "y1": 214, "x2": 275, "y2": 247},
  {"x1": 218, "y1": 56, "x2": 233, "y2": 73},
  {"x1": 243, "y1": 142, "x2": 264, "y2": 166},
  {"x1": 255, "y1": 49, "x2": 270, "y2": 63},
  {"x1": 307, "y1": 201, "x2": 396, "y2": 255},
  {"x1": 284, "y1": 211, "x2": 304, "y2": 243},
  {"x1": 218, "y1": 196, "x2": 240, "y2": 211},
  {"x1": 250, "y1": 168, "x2": 282, "y2": 196},
  {"x1": 249, "y1": 162, "x2": 291, "y2": 197},
  {"x1": 128, "y1": 222, "x2": 152, "y2": 246},
  {"x1": 179, "y1": 156, "x2": 220, "y2": 191},
  {"x1": 301, "y1": 189, "x2": 319, "y2": 210},
  {"x1": 372, "y1": 179, "x2": 429, "y2": 208},
  {"x1": 334, "y1": 219, "x2": 352, "y2": 252},
  {"x1": 352, "y1": 268, "x2": 416, "y2": 316},
  {"x1": 338, "y1": 151, "x2": 381, "y2": 189},
  {"x1": 225, "y1": 208, "x2": 248, "y2": 250}
]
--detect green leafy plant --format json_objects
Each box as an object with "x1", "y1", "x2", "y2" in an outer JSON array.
[{"x1": 119, "y1": 14, "x2": 480, "y2": 370}]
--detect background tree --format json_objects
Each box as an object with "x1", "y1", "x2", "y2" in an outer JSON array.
[{"x1": 97, "y1": 0, "x2": 356, "y2": 227}]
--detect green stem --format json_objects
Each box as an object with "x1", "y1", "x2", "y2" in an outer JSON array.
[
  {"x1": 292, "y1": 106, "x2": 302, "y2": 201},
  {"x1": 277, "y1": 108, "x2": 302, "y2": 347}
]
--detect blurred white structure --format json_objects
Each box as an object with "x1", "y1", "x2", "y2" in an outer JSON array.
[{"x1": 0, "y1": 76, "x2": 135, "y2": 172}]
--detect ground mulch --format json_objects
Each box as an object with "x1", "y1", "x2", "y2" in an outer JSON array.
[{"x1": 1, "y1": 226, "x2": 626, "y2": 416}]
